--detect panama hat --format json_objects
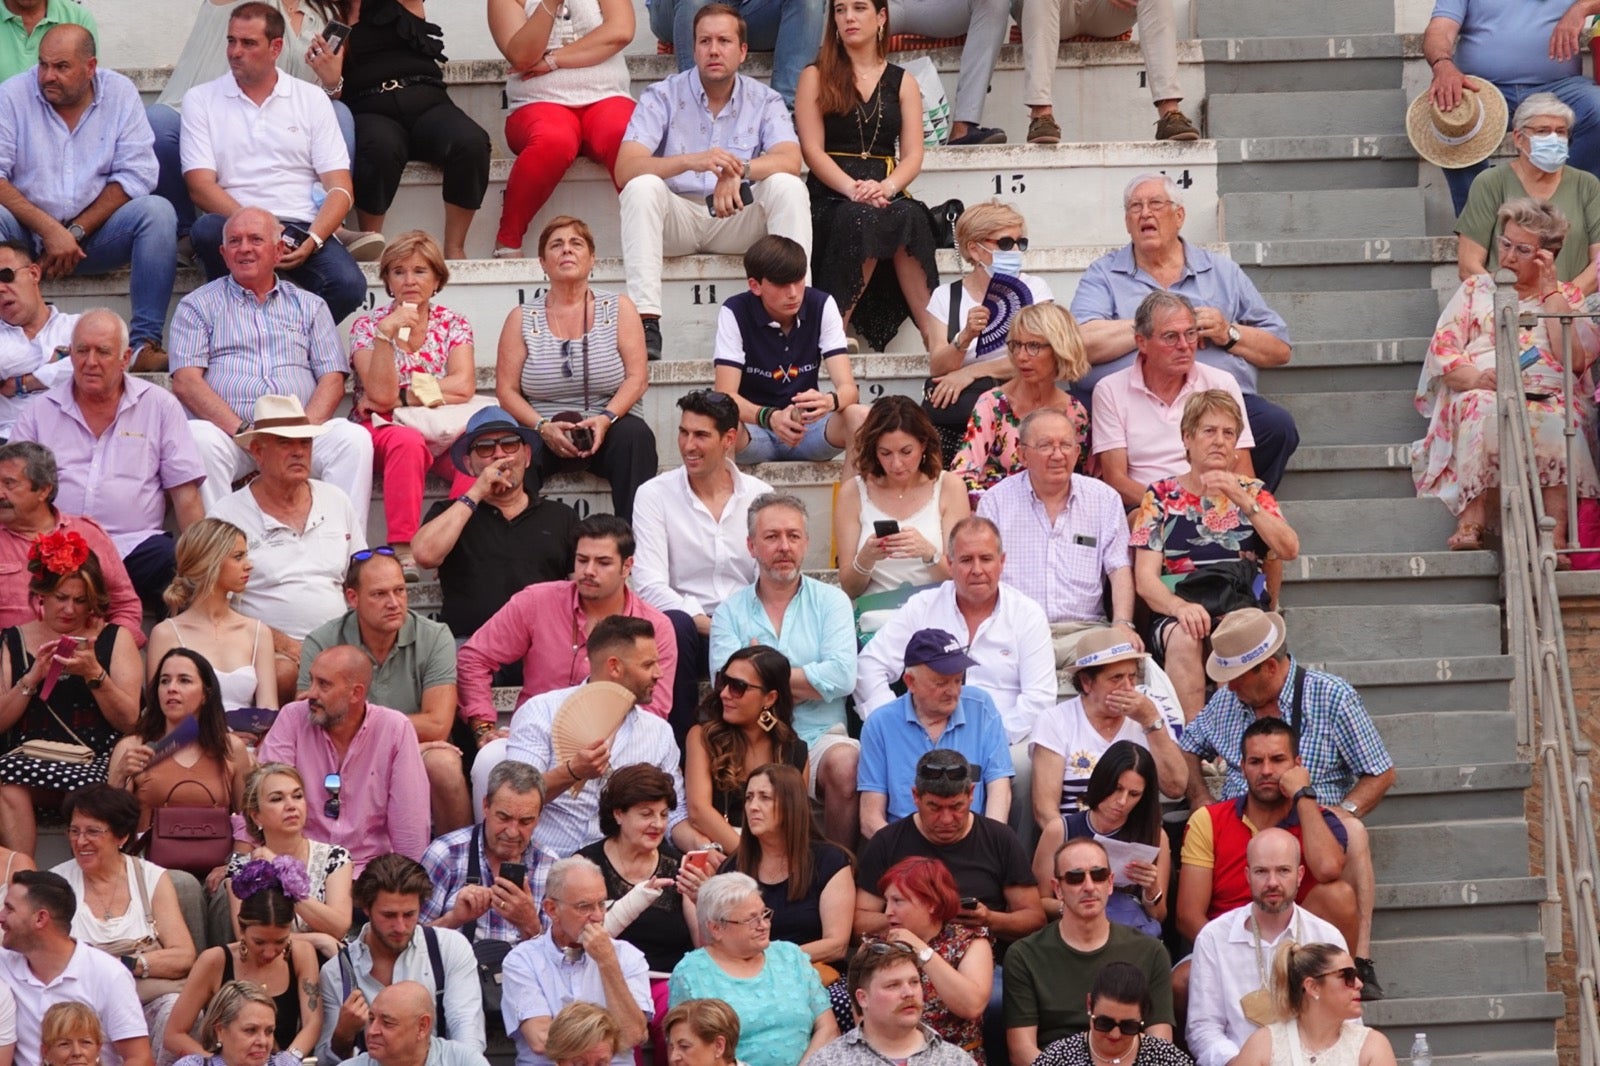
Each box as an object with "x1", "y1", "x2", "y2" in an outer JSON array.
[
  {"x1": 1406, "y1": 76, "x2": 1509, "y2": 169},
  {"x1": 234, "y1": 394, "x2": 329, "y2": 447},
  {"x1": 1066, "y1": 628, "x2": 1145, "y2": 675},
  {"x1": 1205, "y1": 607, "x2": 1288, "y2": 684}
]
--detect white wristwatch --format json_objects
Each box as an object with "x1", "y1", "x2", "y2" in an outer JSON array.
[{"x1": 917, "y1": 946, "x2": 934, "y2": 964}]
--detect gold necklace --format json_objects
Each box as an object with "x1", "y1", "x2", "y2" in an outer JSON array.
[{"x1": 854, "y1": 77, "x2": 885, "y2": 160}]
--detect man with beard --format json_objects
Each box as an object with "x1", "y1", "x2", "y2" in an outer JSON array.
[
  {"x1": 710, "y1": 492, "x2": 857, "y2": 844},
  {"x1": 808, "y1": 940, "x2": 976, "y2": 1066},
  {"x1": 500, "y1": 616, "x2": 698, "y2": 856},
  {"x1": 316, "y1": 856, "x2": 484, "y2": 1065},
  {"x1": 0, "y1": 241, "x2": 76, "y2": 439},
  {"x1": 1185, "y1": 829, "x2": 1345, "y2": 1066},
  {"x1": 258, "y1": 645, "x2": 430, "y2": 872}
]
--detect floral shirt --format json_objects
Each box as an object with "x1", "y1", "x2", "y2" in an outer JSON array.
[
  {"x1": 923, "y1": 922, "x2": 989, "y2": 1063},
  {"x1": 347, "y1": 301, "x2": 473, "y2": 414},
  {"x1": 1128, "y1": 476, "x2": 1280, "y2": 575},
  {"x1": 950, "y1": 388, "x2": 1090, "y2": 504}
]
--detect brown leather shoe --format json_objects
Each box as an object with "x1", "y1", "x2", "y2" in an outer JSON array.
[
  {"x1": 1027, "y1": 114, "x2": 1062, "y2": 144},
  {"x1": 130, "y1": 340, "x2": 168, "y2": 373},
  {"x1": 1155, "y1": 109, "x2": 1201, "y2": 141}
]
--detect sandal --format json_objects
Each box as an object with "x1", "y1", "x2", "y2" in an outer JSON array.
[{"x1": 1448, "y1": 522, "x2": 1487, "y2": 551}]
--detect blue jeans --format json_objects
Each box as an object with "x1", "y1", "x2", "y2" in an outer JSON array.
[
  {"x1": 0, "y1": 197, "x2": 177, "y2": 347},
  {"x1": 737, "y1": 412, "x2": 840, "y2": 462},
  {"x1": 147, "y1": 101, "x2": 358, "y2": 236},
  {"x1": 1443, "y1": 75, "x2": 1600, "y2": 213},
  {"x1": 648, "y1": 0, "x2": 826, "y2": 107},
  {"x1": 190, "y1": 212, "x2": 368, "y2": 324}
]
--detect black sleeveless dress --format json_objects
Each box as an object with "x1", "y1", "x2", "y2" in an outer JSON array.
[
  {"x1": 806, "y1": 64, "x2": 940, "y2": 352},
  {"x1": 0, "y1": 625, "x2": 120, "y2": 792}
]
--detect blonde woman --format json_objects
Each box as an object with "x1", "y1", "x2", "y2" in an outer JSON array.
[
  {"x1": 171, "y1": 981, "x2": 302, "y2": 1066},
  {"x1": 147, "y1": 520, "x2": 276, "y2": 711},
  {"x1": 951, "y1": 303, "x2": 1091, "y2": 503},
  {"x1": 1227, "y1": 942, "x2": 1395, "y2": 1066},
  {"x1": 39, "y1": 1002, "x2": 100, "y2": 1066},
  {"x1": 545, "y1": 1003, "x2": 624, "y2": 1066}
]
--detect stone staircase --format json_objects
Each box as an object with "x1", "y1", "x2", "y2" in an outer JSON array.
[{"x1": 54, "y1": 0, "x2": 1567, "y2": 1059}]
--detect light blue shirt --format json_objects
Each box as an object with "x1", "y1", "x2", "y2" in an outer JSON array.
[
  {"x1": 342, "y1": 1041, "x2": 489, "y2": 1066},
  {"x1": 709, "y1": 577, "x2": 857, "y2": 744},
  {"x1": 668, "y1": 942, "x2": 829, "y2": 1066},
  {"x1": 503, "y1": 931, "x2": 653, "y2": 1066},
  {"x1": 1069, "y1": 240, "x2": 1291, "y2": 394},
  {"x1": 0, "y1": 66, "x2": 156, "y2": 223},
  {"x1": 858, "y1": 687, "x2": 1016, "y2": 821},
  {"x1": 1431, "y1": 0, "x2": 1579, "y2": 87},
  {"x1": 622, "y1": 68, "x2": 797, "y2": 199}
]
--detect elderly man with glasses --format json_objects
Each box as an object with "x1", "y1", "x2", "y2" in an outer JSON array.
[{"x1": 1072, "y1": 173, "x2": 1298, "y2": 492}]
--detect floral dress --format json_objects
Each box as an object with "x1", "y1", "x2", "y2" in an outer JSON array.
[
  {"x1": 950, "y1": 388, "x2": 1090, "y2": 505},
  {"x1": 1412, "y1": 274, "x2": 1600, "y2": 516},
  {"x1": 347, "y1": 301, "x2": 474, "y2": 417},
  {"x1": 1128, "y1": 477, "x2": 1279, "y2": 575},
  {"x1": 826, "y1": 922, "x2": 991, "y2": 1063}
]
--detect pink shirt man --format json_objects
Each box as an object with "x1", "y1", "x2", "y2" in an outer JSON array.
[
  {"x1": 455, "y1": 580, "x2": 679, "y2": 726},
  {"x1": 1091, "y1": 359, "x2": 1256, "y2": 488},
  {"x1": 0, "y1": 510, "x2": 143, "y2": 640}
]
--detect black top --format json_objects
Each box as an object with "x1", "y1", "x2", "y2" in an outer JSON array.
[
  {"x1": 709, "y1": 737, "x2": 810, "y2": 828},
  {"x1": 722, "y1": 841, "x2": 851, "y2": 963},
  {"x1": 222, "y1": 945, "x2": 301, "y2": 1051},
  {"x1": 857, "y1": 814, "x2": 1033, "y2": 928},
  {"x1": 576, "y1": 838, "x2": 693, "y2": 973},
  {"x1": 343, "y1": 0, "x2": 445, "y2": 95},
  {"x1": 424, "y1": 495, "x2": 578, "y2": 636}
]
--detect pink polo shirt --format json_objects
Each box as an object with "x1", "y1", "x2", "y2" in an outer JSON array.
[
  {"x1": 1090, "y1": 359, "x2": 1256, "y2": 488},
  {"x1": 455, "y1": 580, "x2": 679, "y2": 726}
]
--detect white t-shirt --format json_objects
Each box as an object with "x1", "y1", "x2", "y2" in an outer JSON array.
[
  {"x1": 209, "y1": 479, "x2": 367, "y2": 639},
  {"x1": 924, "y1": 272, "x2": 1056, "y2": 366},
  {"x1": 0, "y1": 309, "x2": 78, "y2": 438},
  {"x1": 1029, "y1": 687, "x2": 1184, "y2": 814}
]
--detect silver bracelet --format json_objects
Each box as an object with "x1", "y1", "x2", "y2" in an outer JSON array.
[{"x1": 851, "y1": 558, "x2": 874, "y2": 577}]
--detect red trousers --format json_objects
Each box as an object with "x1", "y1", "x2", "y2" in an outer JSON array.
[
  {"x1": 497, "y1": 96, "x2": 637, "y2": 249},
  {"x1": 368, "y1": 421, "x2": 477, "y2": 543}
]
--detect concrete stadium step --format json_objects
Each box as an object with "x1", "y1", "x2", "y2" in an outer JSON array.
[
  {"x1": 1208, "y1": 89, "x2": 1409, "y2": 139},
  {"x1": 1269, "y1": 389, "x2": 1423, "y2": 444},
  {"x1": 1273, "y1": 289, "x2": 1443, "y2": 341},
  {"x1": 1275, "y1": 551, "x2": 1499, "y2": 607},
  {"x1": 1215, "y1": 134, "x2": 1432, "y2": 195},
  {"x1": 1364, "y1": 994, "x2": 1563, "y2": 1062},
  {"x1": 1369, "y1": 933, "x2": 1547, "y2": 1000},
  {"x1": 1374, "y1": 709, "x2": 1518, "y2": 767},
  {"x1": 1313, "y1": 655, "x2": 1514, "y2": 715},
  {"x1": 1198, "y1": 34, "x2": 1407, "y2": 94},
  {"x1": 1366, "y1": 818, "x2": 1532, "y2": 882},
  {"x1": 1366, "y1": 762, "x2": 1531, "y2": 827},
  {"x1": 1194, "y1": 0, "x2": 1396, "y2": 37},
  {"x1": 1279, "y1": 602, "x2": 1502, "y2": 660},
  {"x1": 1221, "y1": 188, "x2": 1425, "y2": 241},
  {"x1": 1372, "y1": 877, "x2": 1547, "y2": 940},
  {"x1": 1276, "y1": 445, "x2": 1419, "y2": 500},
  {"x1": 1279, "y1": 498, "x2": 1454, "y2": 554},
  {"x1": 1262, "y1": 338, "x2": 1430, "y2": 395}
]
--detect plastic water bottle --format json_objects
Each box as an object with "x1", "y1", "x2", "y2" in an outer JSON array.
[{"x1": 1409, "y1": 1033, "x2": 1432, "y2": 1066}]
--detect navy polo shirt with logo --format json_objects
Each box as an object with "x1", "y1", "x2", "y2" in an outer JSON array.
[{"x1": 712, "y1": 287, "x2": 850, "y2": 409}]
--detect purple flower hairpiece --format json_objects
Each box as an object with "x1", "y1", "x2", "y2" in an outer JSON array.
[{"x1": 233, "y1": 856, "x2": 312, "y2": 902}]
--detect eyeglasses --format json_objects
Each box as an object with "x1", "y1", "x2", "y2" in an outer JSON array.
[
  {"x1": 67, "y1": 824, "x2": 109, "y2": 840},
  {"x1": 470, "y1": 434, "x2": 525, "y2": 459},
  {"x1": 1316, "y1": 967, "x2": 1361, "y2": 988},
  {"x1": 1058, "y1": 866, "x2": 1112, "y2": 886},
  {"x1": 1496, "y1": 235, "x2": 1540, "y2": 258},
  {"x1": 985, "y1": 236, "x2": 1029, "y2": 251},
  {"x1": 718, "y1": 908, "x2": 774, "y2": 929},
  {"x1": 717, "y1": 673, "x2": 767, "y2": 698},
  {"x1": 1021, "y1": 441, "x2": 1075, "y2": 456},
  {"x1": 1155, "y1": 329, "x2": 1201, "y2": 347},
  {"x1": 1006, "y1": 339, "x2": 1052, "y2": 356},
  {"x1": 1089, "y1": 1014, "x2": 1146, "y2": 1036},
  {"x1": 324, "y1": 773, "x2": 342, "y2": 820},
  {"x1": 858, "y1": 939, "x2": 917, "y2": 958},
  {"x1": 350, "y1": 546, "x2": 397, "y2": 564},
  {"x1": 1125, "y1": 198, "x2": 1174, "y2": 214},
  {"x1": 917, "y1": 762, "x2": 971, "y2": 783},
  {"x1": 556, "y1": 897, "x2": 609, "y2": 914}
]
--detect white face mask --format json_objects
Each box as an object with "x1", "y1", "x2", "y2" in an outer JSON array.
[{"x1": 1527, "y1": 132, "x2": 1570, "y2": 173}]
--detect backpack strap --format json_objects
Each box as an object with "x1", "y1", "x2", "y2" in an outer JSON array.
[
  {"x1": 423, "y1": 925, "x2": 449, "y2": 1041},
  {"x1": 462, "y1": 824, "x2": 483, "y2": 945}
]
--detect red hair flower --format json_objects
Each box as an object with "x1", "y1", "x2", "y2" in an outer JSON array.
[{"x1": 30, "y1": 529, "x2": 90, "y2": 577}]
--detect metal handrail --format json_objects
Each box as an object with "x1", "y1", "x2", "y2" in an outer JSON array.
[{"x1": 1491, "y1": 273, "x2": 1600, "y2": 1064}]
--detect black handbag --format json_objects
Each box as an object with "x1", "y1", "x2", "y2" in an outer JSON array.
[
  {"x1": 1173, "y1": 559, "x2": 1268, "y2": 619},
  {"x1": 924, "y1": 198, "x2": 964, "y2": 248}
]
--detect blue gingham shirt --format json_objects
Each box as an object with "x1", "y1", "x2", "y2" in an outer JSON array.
[
  {"x1": 1178, "y1": 657, "x2": 1394, "y2": 803},
  {"x1": 420, "y1": 824, "x2": 560, "y2": 943},
  {"x1": 168, "y1": 274, "x2": 347, "y2": 420},
  {"x1": 0, "y1": 66, "x2": 156, "y2": 221},
  {"x1": 622, "y1": 68, "x2": 797, "y2": 199}
]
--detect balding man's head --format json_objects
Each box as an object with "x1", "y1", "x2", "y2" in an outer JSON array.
[
  {"x1": 1246, "y1": 827, "x2": 1303, "y2": 915},
  {"x1": 36, "y1": 23, "x2": 95, "y2": 111},
  {"x1": 366, "y1": 981, "x2": 433, "y2": 1064},
  {"x1": 69, "y1": 310, "x2": 131, "y2": 401},
  {"x1": 40, "y1": 24, "x2": 94, "y2": 60},
  {"x1": 306, "y1": 645, "x2": 371, "y2": 731},
  {"x1": 220, "y1": 208, "x2": 284, "y2": 290}
]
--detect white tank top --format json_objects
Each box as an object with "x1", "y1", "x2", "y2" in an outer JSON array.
[{"x1": 854, "y1": 474, "x2": 945, "y2": 596}]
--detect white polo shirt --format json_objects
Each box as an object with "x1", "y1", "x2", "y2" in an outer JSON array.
[
  {"x1": 0, "y1": 942, "x2": 147, "y2": 1066},
  {"x1": 178, "y1": 70, "x2": 349, "y2": 222},
  {"x1": 0, "y1": 308, "x2": 77, "y2": 438},
  {"x1": 209, "y1": 478, "x2": 367, "y2": 639},
  {"x1": 630, "y1": 461, "x2": 771, "y2": 619}
]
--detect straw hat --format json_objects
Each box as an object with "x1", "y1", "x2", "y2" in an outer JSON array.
[
  {"x1": 234, "y1": 394, "x2": 330, "y2": 447},
  {"x1": 1205, "y1": 607, "x2": 1287, "y2": 684},
  {"x1": 1066, "y1": 628, "x2": 1144, "y2": 675},
  {"x1": 1406, "y1": 76, "x2": 1509, "y2": 169}
]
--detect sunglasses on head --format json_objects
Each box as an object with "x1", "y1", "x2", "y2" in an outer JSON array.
[
  {"x1": 1317, "y1": 967, "x2": 1361, "y2": 988},
  {"x1": 1089, "y1": 1014, "x2": 1145, "y2": 1036},
  {"x1": 858, "y1": 939, "x2": 917, "y2": 958},
  {"x1": 987, "y1": 236, "x2": 1029, "y2": 251},
  {"x1": 470, "y1": 434, "x2": 525, "y2": 459},
  {"x1": 686, "y1": 389, "x2": 738, "y2": 414},
  {"x1": 717, "y1": 672, "x2": 767, "y2": 698},
  {"x1": 350, "y1": 546, "x2": 397, "y2": 563},
  {"x1": 323, "y1": 773, "x2": 341, "y2": 820},
  {"x1": 1058, "y1": 866, "x2": 1112, "y2": 886},
  {"x1": 917, "y1": 762, "x2": 971, "y2": 783}
]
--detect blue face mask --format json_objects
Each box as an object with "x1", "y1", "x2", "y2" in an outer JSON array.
[
  {"x1": 1527, "y1": 132, "x2": 1569, "y2": 173},
  {"x1": 989, "y1": 249, "x2": 1024, "y2": 278}
]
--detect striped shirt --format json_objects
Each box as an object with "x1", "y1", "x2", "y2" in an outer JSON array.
[
  {"x1": 1178, "y1": 657, "x2": 1395, "y2": 803},
  {"x1": 517, "y1": 290, "x2": 625, "y2": 416},
  {"x1": 168, "y1": 275, "x2": 347, "y2": 421},
  {"x1": 976, "y1": 471, "x2": 1131, "y2": 624}
]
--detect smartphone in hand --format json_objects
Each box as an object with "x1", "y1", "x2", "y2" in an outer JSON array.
[
  {"x1": 323, "y1": 20, "x2": 351, "y2": 52},
  {"x1": 873, "y1": 519, "x2": 900, "y2": 538}
]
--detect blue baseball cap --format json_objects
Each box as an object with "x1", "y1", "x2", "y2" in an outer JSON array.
[{"x1": 903, "y1": 628, "x2": 980, "y2": 675}]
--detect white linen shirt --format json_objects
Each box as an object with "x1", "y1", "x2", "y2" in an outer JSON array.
[
  {"x1": 179, "y1": 70, "x2": 349, "y2": 221},
  {"x1": 854, "y1": 581, "x2": 1056, "y2": 745},
  {"x1": 501, "y1": 930, "x2": 653, "y2": 1066},
  {"x1": 0, "y1": 942, "x2": 147, "y2": 1066},
  {"x1": 1186, "y1": 904, "x2": 1345, "y2": 1066},
  {"x1": 0, "y1": 308, "x2": 76, "y2": 437},
  {"x1": 630, "y1": 461, "x2": 771, "y2": 618},
  {"x1": 209, "y1": 479, "x2": 367, "y2": 639},
  {"x1": 506, "y1": 683, "x2": 690, "y2": 855}
]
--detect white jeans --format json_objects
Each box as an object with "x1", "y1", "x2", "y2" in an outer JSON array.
[
  {"x1": 619, "y1": 172, "x2": 812, "y2": 317},
  {"x1": 1023, "y1": 0, "x2": 1182, "y2": 106},
  {"x1": 189, "y1": 419, "x2": 375, "y2": 531}
]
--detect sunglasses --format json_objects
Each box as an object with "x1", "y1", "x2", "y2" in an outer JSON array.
[
  {"x1": 323, "y1": 773, "x2": 341, "y2": 820},
  {"x1": 1058, "y1": 866, "x2": 1112, "y2": 886},
  {"x1": 685, "y1": 389, "x2": 738, "y2": 415},
  {"x1": 917, "y1": 762, "x2": 971, "y2": 783},
  {"x1": 1317, "y1": 967, "x2": 1361, "y2": 988},
  {"x1": 986, "y1": 236, "x2": 1029, "y2": 251},
  {"x1": 350, "y1": 546, "x2": 397, "y2": 563},
  {"x1": 1089, "y1": 1014, "x2": 1145, "y2": 1036},
  {"x1": 717, "y1": 672, "x2": 768, "y2": 698},
  {"x1": 858, "y1": 939, "x2": 917, "y2": 958},
  {"x1": 0, "y1": 267, "x2": 22, "y2": 284},
  {"x1": 470, "y1": 434, "x2": 525, "y2": 459}
]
